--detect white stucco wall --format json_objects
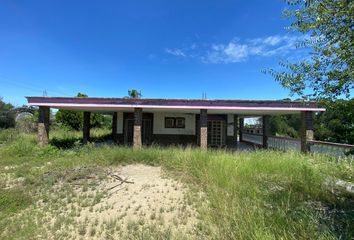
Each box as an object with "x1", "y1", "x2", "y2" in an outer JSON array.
[
  {"x1": 116, "y1": 112, "x2": 235, "y2": 136},
  {"x1": 153, "y1": 113, "x2": 196, "y2": 135},
  {"x1": 227, "y1": 114, "x2": 234, "y2": 136},
  {"x1": 116, "y1": 112, "x2": 123, "y2": 134}
]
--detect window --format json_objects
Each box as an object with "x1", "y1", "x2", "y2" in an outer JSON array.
[
  {"x1": 165, "y1": 117, "x2": 185, "y2": 128},
  {"x1": 175, "y1": 118, "x2": 185, "y2": 128},
  {"x1": 165, "y1": 118, "x2": 175, "y2": 128}
]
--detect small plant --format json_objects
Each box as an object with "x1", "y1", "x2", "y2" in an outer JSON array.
[
  {"x1": 78, "y1": 224, "x2": 87, "y2": 236},
  {"x1": 89, "y1": 227, "x2": 96, "y2": 236},
  {"x1": 159, "y1": 207, "x2": 164, "y2": 213},
  {"x1": 150, "y1": 212, "x2": 156, "y2": 220},
  {"x1": 172, "y1": 217, "x2": 178, "y2": 227},
  {"x1": 135, "y1": 204, "x2": 142, "y2": 212}
]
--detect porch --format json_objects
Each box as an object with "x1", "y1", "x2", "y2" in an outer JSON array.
[{"x1": 27, "y1": 97, "x2": 326, "y2": 153}]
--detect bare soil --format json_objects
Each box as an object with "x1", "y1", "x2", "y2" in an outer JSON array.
[{"x1": 35, "y1": 164, "x2": 200, "y2": 239}]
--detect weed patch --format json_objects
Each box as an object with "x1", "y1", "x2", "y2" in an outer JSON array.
[{"x1": 0, "y1": 129, "x2": 353, "y2": 239}]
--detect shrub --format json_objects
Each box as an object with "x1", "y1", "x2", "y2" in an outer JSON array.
[
  {"x1": 55, "y1": 93, "x2": 105, "y2": 130},
  {"x1": 15, "y1": 114, "x2": 37, "y2": 133},
  {"x1": 0, "y1": 98, "x2": 15, "y2": 129},
  {"x1": 0, "y1": 128, "x2": 18, "y2": 144}
]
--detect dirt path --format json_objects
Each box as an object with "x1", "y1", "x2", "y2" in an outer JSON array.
[{"x1": 39, "y1": 164, "x2": 200, "y2": 239}]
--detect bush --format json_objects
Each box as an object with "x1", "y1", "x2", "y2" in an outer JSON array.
[
  {"x1": 0, "y1": 111, "x2": 15, "y2": 129},
  {"x1": 0, "y1": 97, "x2": 15, "y2": 129},
  {"x1": 15, "y1": 114, "x2": 37, "y2": 133},
  {"x1": 55, "y1": 93, "x2": 105, "y2": 130}
]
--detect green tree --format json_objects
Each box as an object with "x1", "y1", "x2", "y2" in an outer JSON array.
[
  {"x1": 314, "y1": 99, "x2": 354, "y2": 144},
  {"x1": 0, "y1": 97, "x2": 15, "y2": 128},
  {"x1": 269, "y1": 115, "x2": 300, "y2": 138},
  {"x1": 267, "y1": 99, "x2": 354, "y2": 144},
  {"x1": 55, "y1": 93, "x2": 104, "y2": 130},
  {"x1": 267, "y1": 0, "x2": 353, "y2": 99},
  {"x1": 126, "y1": 89, "x2": 142, "y2": 99}
]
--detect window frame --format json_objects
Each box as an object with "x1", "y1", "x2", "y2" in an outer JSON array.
[
  {"x1": 164, "y1": 117, "x2": 175, "y2": 128},
  {"x1": 164, "y1": 117, "x2": 186, "y2": 129},
  {"x1": 175, "y1": 117, "x2": 185, "y2": 128}
]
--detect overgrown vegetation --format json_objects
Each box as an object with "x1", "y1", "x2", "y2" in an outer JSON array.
[
  {"x1": 0, "y1": 129, "x2": 353, "y2": 239},
  {"x1": 0, "y1": 97, "x2": 15, "y2": 129},
  {"x1": 55, "y1": 93, "x2": 107, "y2": 130},
  {"x1": 252, "y1": 98, "x2": 354, "y2": 144},
  {"x1": 314, "y1": 99, "x2": 354, "y2": 144}
]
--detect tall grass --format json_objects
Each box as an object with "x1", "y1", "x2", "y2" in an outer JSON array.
[{"x1": 0, "y1": 128, "x2": 353, "y2": 239}]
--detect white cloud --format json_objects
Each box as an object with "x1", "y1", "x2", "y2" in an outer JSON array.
[
  {"x1": 165, "y1": 48, "x2": 186, "y2": 57},
  {"x1": 204, "y1": 42, "x2": 249, "y2": 63},
  {"x1": 203, "y1": 35, "x2": 304, "y2": 63},
  {"x1": 165, "y1": 34, "x2": 307, "y2": 64},
  {"x1": 262, "y1": 36, "x2": 282, "y2": 46},
  {"x1": 190, "y1": 43, "x2": 197, "y2": 49}
]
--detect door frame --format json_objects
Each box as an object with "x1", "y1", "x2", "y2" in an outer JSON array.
[
  {"x1": 123, "y1": 112, "x2": 153, "y2": 145},
  {"x1": 196, "y1": 114, "x2": 227, "y2": 147},
  {"x1": 208, "y1": 120, "x2": 226, "y2": 147}
]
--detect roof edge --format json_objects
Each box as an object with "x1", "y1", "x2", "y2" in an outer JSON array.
[{"x1": 26, "y1": 96, "x2": 320, "y2": 104}]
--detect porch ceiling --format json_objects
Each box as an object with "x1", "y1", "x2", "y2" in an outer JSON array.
[{"x1": 26, "y1": 97, "x2": 325, "y2": 116}]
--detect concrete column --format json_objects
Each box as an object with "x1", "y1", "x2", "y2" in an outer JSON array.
[
  {"x1": 233, "y1": 115, "x2": 239, "y2": 148},
  {"x1": 300, "y1": 111, "x2": 314, "y2": 153},
  {"x1": 239, "y1": 118, "x2": 244, "y2": 142},
  {"x1": 38, "y1": 106, "x2": 50, "y2": 146},
  {"x1": 112, "y1": 112, "x2": 118, "y2": 142},
  {"x1": 200, "y1": 109, "x2": 208, "y2": 149},
  {"x1": 133, "y1": 108, "x2": 142, "y2": 149},
  {"x1": 83, "y1": 112, "x2": 91, "y2": 144},
  {"x1": 262, "y1": 115, "x2": 270, "y2": 148}
]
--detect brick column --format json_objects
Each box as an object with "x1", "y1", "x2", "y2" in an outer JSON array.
[
  {"x1": 112, "y1": 112, "x2": 118, "y2": 142},
  {"x1": 262, "y1": 115, "x2": 270, "y2": 148},
  {"x1": 133, "y1": 108, "x2": 142, "y2": 149},
  {"x1": 239, "y1": 118, "x2": 244, "y2": 142},
  {"x1": 38, "y1": 106, "x2": 50, "y2": 146},
  {"x1": 200, "y1": 109, "x2": 208, "y2": 149},
  {"x1": 83, "y1": 112, "x2": 91, "y2": 144},
  {"x1": 233, "y1": 115, "x2": 239, "y2": 148},
  {"x1": 300, "y1": 111, "x2": 314, "y2": 153}
]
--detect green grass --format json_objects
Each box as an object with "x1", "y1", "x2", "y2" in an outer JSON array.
[{"x1": 0, "y1": 128, "x2": 353, "y2": 239}]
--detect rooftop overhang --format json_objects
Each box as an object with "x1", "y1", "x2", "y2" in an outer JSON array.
[{"x1": 26, "y1": 97, "x2": 326, "y2": 116}]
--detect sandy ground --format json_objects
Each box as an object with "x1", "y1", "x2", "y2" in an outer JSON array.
[{"x1": 37, "y1": 164, "x2": 200, "y2": 239}]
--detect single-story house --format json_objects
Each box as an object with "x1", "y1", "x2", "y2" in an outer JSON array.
[{"x1": 26, "y1": 97, "x2": 325, "y2": 152}]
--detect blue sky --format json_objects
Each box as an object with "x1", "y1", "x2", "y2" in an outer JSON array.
[{"x1": 0, "y1": 0, "x2": 307, "y2": 106}]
